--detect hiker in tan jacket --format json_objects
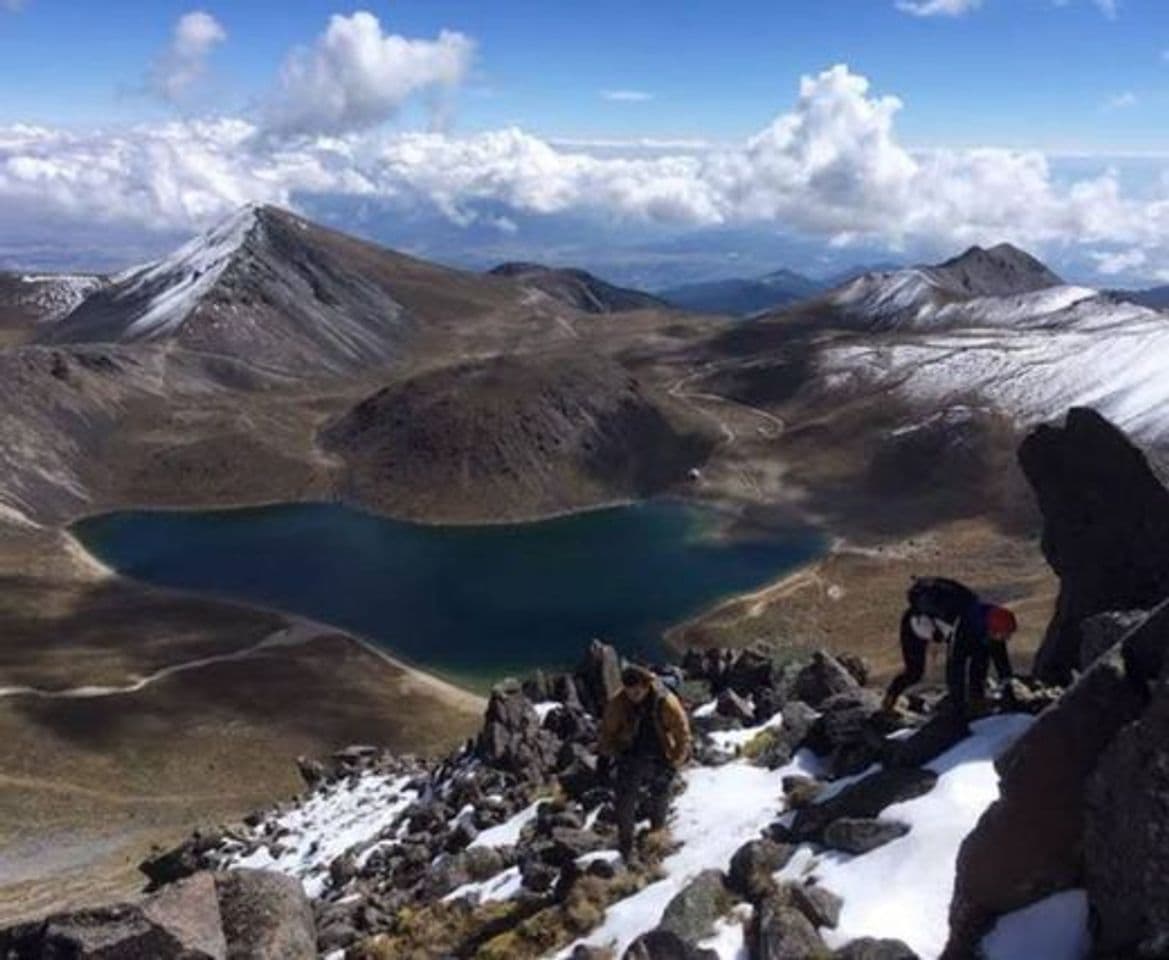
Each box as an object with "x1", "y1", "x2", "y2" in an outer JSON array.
[{"x1": 598, "y1": 665, "x2": 692, "y2": 861}]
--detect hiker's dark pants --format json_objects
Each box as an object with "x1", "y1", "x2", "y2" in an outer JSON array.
[
  {"x1": 947, "y1": 635, "x2": 1013, "y2": 716},
  {"x1": 886, "y1": 631, "x2": 928, "y2": 704},
  {"x1": 614, "y1": 755, "x2": 674, "y2": 856}
]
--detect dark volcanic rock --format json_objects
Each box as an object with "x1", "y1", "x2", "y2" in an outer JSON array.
[
  {"x1": 214, "y1": 869, "x2": 316, "y2": 960},
  {"x1": 886, "y1": 713, "x2": 970, "y2": 769},
  {"x1": 476, "y1": 682, "x2": 559, "y2": 780},
  {"x1": 624, "y1": 928, "x2": 719, "y2": 960},
  {"x1": 946, "y1": 647, "x2": 1144, "y2": 954},
  {"x1": 1084, "y1": 673, "x2": 1169, "y2": 956},
  {"x1": 658, "y1": 870, "x2": 732, "y2": 944},
  {"x1": 794, "y1": 652, "x2": 859, "y2": 708},
  {"x1": 833, "y1": 938, "x2": 919, "y2": 960},
  {"x1": 0, "y1": 904, "x2": 214, "y2": 960},
  {"x1": 787, "y1": 883, "x2": 842, "y2": 930},
  {"x1": 751, "y1": 896, "x2": 829, "y2": 959},
  {"x1": 728, "y1": 839, "x2": 795, "y2": 903},
  {"x1": 790, "y1": 767, "x2": 937, "y2": 842},
  {"x1": 576, "y1": 639, "x2": 624, "y2": 716},
  {"x1": 717, "y1": 688, "x2": 756, "y2": 724},
  {"x1": 1018, "y1": 407, "x2": 1169, "y2": 684},
  {"x1": 822, "y1": 818, "x2": 910, "y2": 855}
]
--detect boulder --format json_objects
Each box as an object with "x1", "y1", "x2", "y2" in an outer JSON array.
[
  {"x1": 728, "y1": 839, "x2": 796, "y2": 903},
  {"x1": 833, "y1": 938, "x2": 919, "y2": 959},
  {"x1": 790, "y1": 768, "x2": 937, "y2": 843},
  {"x1": 1017, "y1": 407, "x2": 1169, "y2": 684},
  {"x1": 0, "y1": 904, "x2": 213, "y2": 960},
  {"x1": 725, "y1": 648, "x2": 776, "y2": 696},
  {"x1": 142, "y1": 873, "x2": 228, "y2": 959},
  {"x1": 624, "y1": 929, "x2": 719, "y2": 960},
  {"x1": 476, "y1": 683, "x2": 559, "y2": 780},
  {"x1": 1084, "y1": 675, "x2": 1169, "y2": 956},
  {"x1": 945, "y1": 646, "x2": 1145, "y2": 954},
  {"x1": 658, "y1": 870, "x2": 733, "y2": 944},
  {"x1": 576, "y1": 639, "x2": 624, "y2": 716},
  {"x1": 821, "y1": 819, "x2": 909, "y2": 855},
  {"x1": 214, "y1": 869, "x2": 316, "y2": 960},
  {"x1": 786, "y1": 883, "x2": 842, "y2": 930},
  {"x1": 751, "y1": 896, "x2": 830, "y2": 959},
  {"x1": 885, "y1": 713, "x2": 970, "y2": 769},
  {"x1": 782, "y1": 776, "x2": 825, "y2": 809},
  {"x1": 793, "y1": 652, "x2": 859, "y2": 709},
  {"x1": 717, "y1": 689, "x2": 756, "y2": 725}
]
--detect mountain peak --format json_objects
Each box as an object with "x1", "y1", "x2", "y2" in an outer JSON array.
[{"x1": 932, "y1": 242, "x2": 1062, "y2": 297}]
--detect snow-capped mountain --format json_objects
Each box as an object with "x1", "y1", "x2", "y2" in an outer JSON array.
[
  {"x1": 827, "y1": 244, "x2": 1065, "y2": 330},
  {"x1": 41, "y1": 205, "x2": 579, "y2": 374}
]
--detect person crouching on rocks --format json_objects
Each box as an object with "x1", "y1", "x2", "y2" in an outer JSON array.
[
  {"x1": 598, "y1": 664, "x2": 692, "y2": 864},
  {"x1": 947, "y1": 602, "x2": 1017, "y2": 721}
]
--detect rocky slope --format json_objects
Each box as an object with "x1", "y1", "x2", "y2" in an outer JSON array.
[
  {"x1": 320, "y1": 351, "x2": 718, "y2": 522},
  {"x1": 10, "y1": 408, "x2": 1166, "y2": 960},
  {"x1": 489, "y1": 263, "x2": 668, "y2": 314},
  {"x1": 0, "y1": 272, "x2": 104, "y2": 345}
]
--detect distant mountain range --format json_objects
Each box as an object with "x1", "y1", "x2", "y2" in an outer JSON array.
[{"x1": 656, "y1": 269, "x2": 824, "y2": 316}]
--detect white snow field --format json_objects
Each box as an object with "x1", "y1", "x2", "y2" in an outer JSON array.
[{"x1": 822, "y1": 275, "x2": 1169, "y2": 442}]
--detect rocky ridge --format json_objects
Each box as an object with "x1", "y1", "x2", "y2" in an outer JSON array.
[{"x1": 6, "y1": 408, "x2": 1169, "y2": 959}]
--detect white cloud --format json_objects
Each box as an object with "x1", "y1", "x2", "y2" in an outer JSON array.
[
  {"x1": 1105, "y1": 90, "x2": 1137, "y2": 110},
  {"x1": 1093, "y1": 0, "x2": 1119, "y2": 18},
  {"x1": 601, "y1": 90, "x2": 655, "y2": 102},
  {"x1": 1090, "y1": 248, "x2": 1147, "y2": 274},
  {"x1": 6, "y1": 64, "x2": 1169, "y2": 273},
  {"x1": 148, "y1": 11, "x2": 227, "y2": 104},
  {"x1": 265, "y1": 11, "x2": 474, "y2": 137},
  {"x1": 895, "y1": 0, "x2": 983, "y2": 17}
]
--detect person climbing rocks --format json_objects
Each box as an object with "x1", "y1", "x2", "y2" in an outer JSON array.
[
  {"x1": 597, "y1": 664, "x2": 692, "y2": 863},
  {"x1": 883, "y1": 577, "x2": 1017, "y2": 720},
  {"x1": 947, "y1": 601, "x2": 1017, "y2": 720},
  {"x1": 882, "y1": 577, "x2": 976, "y2": 712}
]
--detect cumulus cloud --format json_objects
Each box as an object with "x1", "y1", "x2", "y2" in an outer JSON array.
[
  {"x1": 265, "y1": 11, "x2": 474, "y2": 137},
  {"x1": 6, "y1": 64, "x2": 1169, "y2": 272},
  {"x1": 601, "y1": 90, "x2": 655, "y2": 102},
  {"x1": 895, "y1": 0, "x2": 983, "y2": 17},
  {"x1": 147, "y1": 11, "x2": 227, "y2": 104}
]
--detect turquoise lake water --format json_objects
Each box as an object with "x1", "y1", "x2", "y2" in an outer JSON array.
[{"x1": 74, "y1": 501, "x2": 823, "y2": 684}]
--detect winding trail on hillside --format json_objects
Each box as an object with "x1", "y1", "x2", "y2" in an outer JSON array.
[
  {"x1": 0, "y1": 622, "x2": 323, "y2": 701},
  {"x1": 668, "y1": 364, "x2": 786, "y2": 444}
]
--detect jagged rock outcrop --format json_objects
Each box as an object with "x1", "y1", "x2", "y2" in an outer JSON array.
[
  {"x1": 0, "y1": 869, "x2": 312, "y2": 960},
  {"x1": 947, "y1": 411, "x2": 1169, "y2": 957},
  {"x1": 1018, "y1": 406, "x2": 1169, "y2": 684}
]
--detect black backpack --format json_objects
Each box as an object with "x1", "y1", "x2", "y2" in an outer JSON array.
[{"x1": 907, "y1": 577, "x2": 977, "y2": 623}]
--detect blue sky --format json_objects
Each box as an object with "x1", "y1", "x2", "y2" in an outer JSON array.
[
  {"x1": 3, "y1": 0, "x2": 1169, "y2": 285},
  {"x1": 2, "y1": 0, "x2": 1166, "y2": 149}
]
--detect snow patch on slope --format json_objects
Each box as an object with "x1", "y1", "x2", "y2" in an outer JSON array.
[
  {"x1": 14, "y1": 273, "x2": 104, "y2": 322},
  {"x1": 797, "y1": 715, "x2": 1034, "y2": 958},
  {"x1": 111, "y1": 203, "x2": 259, "y2": 339},
  {"x1": 217, "y1": 771, "x2": 419, "y2": 899},
  {"x1": 981, "y1": 889, "x2": 1091, "y2": 960}
]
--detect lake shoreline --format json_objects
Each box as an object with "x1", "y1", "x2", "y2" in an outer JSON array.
[{"x1": 71, "y1": 498, "x2": 828, "y2": 687}]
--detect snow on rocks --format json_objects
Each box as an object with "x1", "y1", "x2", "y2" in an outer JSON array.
[
  {"x1": 783, "y1": 714, "x2": 1035, "y2": 959},
  {"x1": 218, "y1": 773, "x2": 421, "y2": 898},
  {"x1": 560, "y1": 753, "x2": 819, "y2": 957},
  {"x1": 980, "y1": 889, "x2": 1091, "y2": 960}
]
